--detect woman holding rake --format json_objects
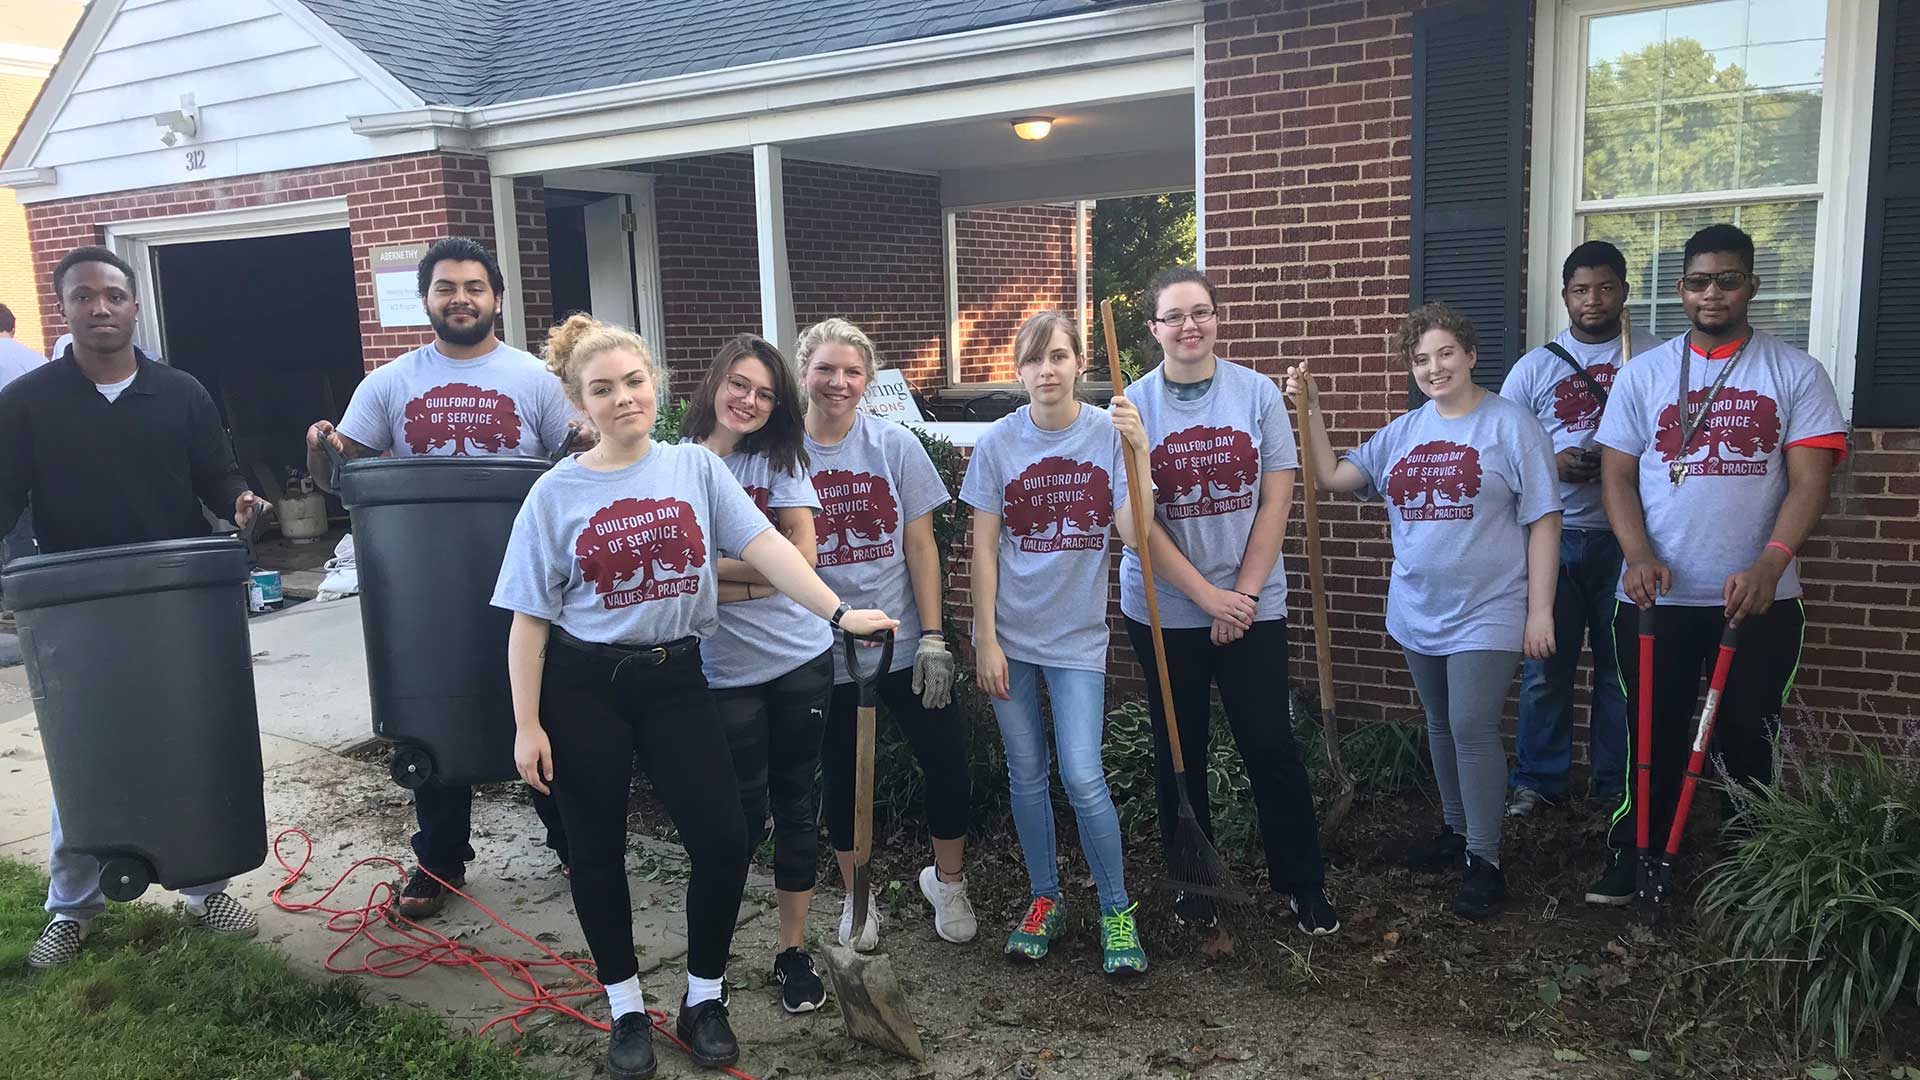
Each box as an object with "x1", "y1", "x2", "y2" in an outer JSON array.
[
  {"x1": 1287, "y1": 303, "x2": 1562, "y2": 920},
  {"x1": 1119, "y1": 267, "x2": 1339, "y2": 936}
]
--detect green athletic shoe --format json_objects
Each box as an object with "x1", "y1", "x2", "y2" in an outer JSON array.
[
  {"x1": 1005, "y1": 895, "x2": 1062, "y2": 960},
  {"x1": 1101, "y1": 902, "x2": 1148, "y2": 975}
]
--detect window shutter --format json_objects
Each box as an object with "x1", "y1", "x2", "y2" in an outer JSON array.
[
  {"x1": 1409, "y1": 0, "x2": 1528, "y2": 398},
  {"x1": 1854, "y1": 0, "x2": 1920, "y2": 427}
]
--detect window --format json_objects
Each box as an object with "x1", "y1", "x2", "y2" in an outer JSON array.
[{"x1": 1530, "y1": 0, "x2": 1881, "y2": 408}]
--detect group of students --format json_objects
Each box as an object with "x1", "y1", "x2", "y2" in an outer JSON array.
[{"x1": 2, "y1": 221, "x2": 1845, "y2": 1080}]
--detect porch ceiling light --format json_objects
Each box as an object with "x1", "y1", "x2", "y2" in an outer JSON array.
[{"x1": 1011, "y1": 116, "x2": 1054, "y2": 141}]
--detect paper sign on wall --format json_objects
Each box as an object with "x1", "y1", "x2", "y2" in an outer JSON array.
[
  {"x1": 859, "y1": 369, "x2": 924, "y2": 422},
  {"x1": 370, "y1": 243, "x2": 432, "y2": 328}
]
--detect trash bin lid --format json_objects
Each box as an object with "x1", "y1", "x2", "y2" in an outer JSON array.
[
  {"x1": 0, "y1": 536, "x2": 249, "y2": 613},
  {"x1": 338, "y1": 456, "x2": 550, "y2": 509}
]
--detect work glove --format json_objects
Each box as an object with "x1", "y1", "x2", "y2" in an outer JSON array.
[{"x1": 911, "y1": 634, "x2": 955, "y2": 710}]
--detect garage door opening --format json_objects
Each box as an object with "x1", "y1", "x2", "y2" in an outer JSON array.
[{"x1": 152, "y1": 228, "x2": 364, "y2": 503}]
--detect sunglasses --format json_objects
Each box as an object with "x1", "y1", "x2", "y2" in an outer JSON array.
[{"x1": 1678, "y1": 271, "x2": 1753, "y2": 293}]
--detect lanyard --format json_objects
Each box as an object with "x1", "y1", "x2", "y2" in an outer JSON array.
[{"x1": 1670, "y1": 333, "x2": 1750, "y2": 486}]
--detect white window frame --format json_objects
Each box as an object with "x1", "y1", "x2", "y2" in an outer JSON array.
[{"x1": 1526, "y1": 0, "x2": 1882, "y2": 418}]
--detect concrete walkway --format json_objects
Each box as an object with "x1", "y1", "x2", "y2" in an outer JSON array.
[{"x1": 0, "y1": 597, "x2": 771, "y2": 1060}]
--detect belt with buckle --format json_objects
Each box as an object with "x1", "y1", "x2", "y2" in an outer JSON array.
[{"x1": 550, "y1": 626, "x2": 696, "y2": 668}]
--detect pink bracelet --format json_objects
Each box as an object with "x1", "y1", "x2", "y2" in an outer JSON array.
[{"x1": 1765, "y1": 541, "x2": 1795, "y2": 560}]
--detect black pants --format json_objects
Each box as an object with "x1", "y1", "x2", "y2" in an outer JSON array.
[
  {"x1": 1124, "y1": 617, "x2": 1324, "y2": 891},
  {"x1": 823, "y1": 666, "x2": 971, "y2": 852},
  {"x1": 712, "y1": 648, "x2": 833, "y2": 893},
  {"x1": 412, "y1": 781, "x2": 569, "y2": 877},
  {"x1": 540, "y1": 634, "x2": 748, "y2": 985},
  {"x1": 1604, "y1": 600, "x2": 1805, "y2": 855}
]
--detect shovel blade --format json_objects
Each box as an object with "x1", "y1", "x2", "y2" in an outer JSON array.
[{"x1": 822, "y1": 944, "x2": 927, "y2": 1062}]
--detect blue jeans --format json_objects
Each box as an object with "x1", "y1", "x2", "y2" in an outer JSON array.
[
  {"x1": 1510, "y1": 527, "x2": 1628, "y2": 800},
  {"x1": 991, "y1": 660, "x2": 1129, "y2": 912}
]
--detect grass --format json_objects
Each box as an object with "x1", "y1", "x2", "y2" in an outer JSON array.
[{"x1": 0, "y1": 859, "x2": 543, "y2": 1080}]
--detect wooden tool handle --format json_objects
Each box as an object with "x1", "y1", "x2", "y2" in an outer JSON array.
[
  {"x1": 1620, "y1": 309, "x2": 1635, "y2": 366},
  {"x1": 1102, "y1": 300, "x2": 1188, "y2": 776},
  {"x1": 850, "y1": 699, "x2": 876, "y2": 932},
  {"x1": 1293, "y1": 389, "x2": 1336, "y2": 713}
]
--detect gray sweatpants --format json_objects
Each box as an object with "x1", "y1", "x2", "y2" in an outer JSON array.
[{"x1": 1403, "y1": 649, "x2": 1522, "y2": 867}]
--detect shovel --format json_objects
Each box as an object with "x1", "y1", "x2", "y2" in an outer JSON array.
[
  {"x1": 1292, "y1": 390, "x2": 1355, "y2": 844},
  {"x1": 821, "y1": 628, "x2": 926, "y2": 1062}
]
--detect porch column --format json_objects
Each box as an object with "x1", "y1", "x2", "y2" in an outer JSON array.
[
  {"x1": 752, "y1": 144, "x2": 798, "y2": 351},
  {"x1": 489, "y1": 173, "x2": 529, "y2": 350}
]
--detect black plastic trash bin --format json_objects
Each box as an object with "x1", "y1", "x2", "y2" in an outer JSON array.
[
  {"x1": 2, "y1": 537, "x2": 265, "y2": 902},
  {"x1": 338, "y1": 457, "x2": 549, "y2": 790}
]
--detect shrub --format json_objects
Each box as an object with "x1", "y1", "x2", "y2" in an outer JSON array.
[{"x1": 1695, "y1": 723, "x2": 1920, "y2": 1059}]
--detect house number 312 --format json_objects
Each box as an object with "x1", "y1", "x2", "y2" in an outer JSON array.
[{"x1": 184, "y1": 150, "x2": 206, "y2": 172}]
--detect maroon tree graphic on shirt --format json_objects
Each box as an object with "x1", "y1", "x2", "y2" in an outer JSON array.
[
  {"x1": 742, "y1": 484, "x2": 774, "y2": 524},
  {"x1": 1385, "y1": 440, "x2": 1482, "y2": 521},
  {"x1": 1654, "y1": 387, "x2": 1781, "y2": 479},
  {"x1": 402, "y1": 382, "x2": 524, "y2": 455},
  {"x1": 1150, "y1": 425, "x2": 1259, "y2": 520},
  {"x1": 574, "y1": 497, "x2": 708, "y2": 608},
  {"x1": 812, "y1": 470, "x2": 900, "y2": 567},
  {"x1": 1550, "y1": 362, "x2": 1618, "y2": 432},
  {"x1": 1000, "y1": 456, "x2": 1113, "y2": 553}
]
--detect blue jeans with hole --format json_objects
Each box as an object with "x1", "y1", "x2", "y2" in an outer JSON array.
[
  {"x1": 991, "y1": 660, "x2": 1129, "y2": 912},
  {"x1": 1510, "y1": 527, "x2": 1628, "y2": 800}
]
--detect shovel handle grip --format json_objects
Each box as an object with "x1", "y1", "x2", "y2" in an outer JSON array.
[{"x1": 842, "y1": 628, "x2": 895, "y2": 706}]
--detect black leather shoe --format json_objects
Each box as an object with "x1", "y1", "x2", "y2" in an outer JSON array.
[
  {"x1": 607, "y1": 1011, "x2": 657, "y2": 1079},
  {"x1": 1453, "y1": 853, "x2": 1507, "y2": 920},
  {"x1": 675, "y1": 995, "x2": 740, "y2": 1068}
]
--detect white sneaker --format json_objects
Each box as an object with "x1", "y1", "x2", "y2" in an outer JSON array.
[
  {"x1": 917, "y1": 865, "x2": 977, "y2": 944},
  {"x1": 837, "y1": 889, "x2": 881, "y2": 952}
]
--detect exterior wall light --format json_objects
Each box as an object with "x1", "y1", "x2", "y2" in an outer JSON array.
[{"x1": 1011, "y1": 116, "x2": 1054, "y2": 141}]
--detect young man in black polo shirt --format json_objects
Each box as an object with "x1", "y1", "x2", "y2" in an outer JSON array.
[{"x1": 0, "y1": 246, "x2": 270, "y2": 968}]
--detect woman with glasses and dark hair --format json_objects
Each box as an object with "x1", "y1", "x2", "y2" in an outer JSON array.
[
  {"x1": 682, "y1": 333, "x2": 838, "y2": 1015},
  {"x1": 1112, "y1": 266, "x2": 1340, "y2": 938}
]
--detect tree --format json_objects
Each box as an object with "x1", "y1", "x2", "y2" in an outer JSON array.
[
  {"x1": 742, "y1": 484, "x2": 773, "y2": 523},
  {"x1": 574, "y1": 497, "x2": 708, "y2": 595},
  {"x1": 1091, "y1": 192, "x2": 1197, "y2": 379},
  {"x1": 1151, "y1": 425, "x2": 1258, "y2": 505},
  {"x1": 812, "y1": 469, "x2": 899, "y2": 555},
  {"x1": 402, "y1": 382, "x2": 524, "y2": 456},
  {"x1": 1655, "y1": 387, "x2": 1781, "y2": 465},
  {"x1": 1551, "y1": 363, "x2": 1617, "y2": 429},
  {"x1": 1385, "y1": 440, "x2": 1482, "y2": 507},
  {"x1": 1000, "y1": 456, "x2": 1112, "y2": 540}
]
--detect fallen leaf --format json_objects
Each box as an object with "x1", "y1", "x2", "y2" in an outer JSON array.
[
  {"x1": 1382, "y1": 930, "x2": 1402, "y2": 948},
  {"x1": 1605, "y1": 940, "x2": 1631, "y2": 960},
  {"x1": 1805, "y1": 1067, "x2": 1839, "y2": 1080},
  {"x1": 1628, "y1": 1049, "x2": 1653, "y2": 1063},
  {"x1": 1553, "y1": 1048, "x2": 1588, "y2": 1062},
  {"x1": 1197, "y1": 927, "x2": 1236, "y2": 959},
  {"x1": 1537, "y1": 981, "x2": 1562, "y2": 1006}
]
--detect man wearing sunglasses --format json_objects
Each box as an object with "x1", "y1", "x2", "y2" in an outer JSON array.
[{"x1": 1581, "y1": 224, "x2": 1846, "y2": 907}]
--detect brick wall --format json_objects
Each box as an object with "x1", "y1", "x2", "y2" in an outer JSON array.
[
  {"x1": 952, "y1": 205, "x2": 1084, "y2": 383},
  {"x1": 0, "y1": 72, "x2": 48, "y2": 352},
  {"x1": 22, "y1": 151, "x2": 507, "y2": 368}
]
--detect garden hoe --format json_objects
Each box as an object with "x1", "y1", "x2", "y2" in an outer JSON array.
[
  {"x1": 821, "y1": 628, "x2": 927, "y2": 1062},
  {"x1": 1642, "y1": 619, "x2": 1741, "y2": 921},
  {"x1": 1101, "y1": 299, "x2": 1249, "y2": 913},
  {"x1": 1293, "y1": 386, "x2": 1356, "y2": 845}
]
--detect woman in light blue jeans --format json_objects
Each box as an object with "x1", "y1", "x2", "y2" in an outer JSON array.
[{"x1": 960, "y1": 311, "x2": 1149, "y2": 974}]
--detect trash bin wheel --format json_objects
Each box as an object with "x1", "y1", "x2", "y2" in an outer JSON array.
[
  {"x1": 100, "y1": 856, "x2": 151, "y2": 902},
  {"x1": 390, "y1": 745, "x2": 434, "y2": 790}
]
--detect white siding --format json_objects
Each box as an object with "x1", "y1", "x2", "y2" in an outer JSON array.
[{"x1": 12, "y1": 0, "x2": 423, "y2": 203}]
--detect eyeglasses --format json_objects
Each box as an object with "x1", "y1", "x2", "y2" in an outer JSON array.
[
  {"x1": 723, "y1": 374, "x2": 777, "y2": 409},
  {"x1": 1678, "y1": 271, "x2": 1753, "y2": 293},
  {"x1": 1151, "y1": 307, "x2": 1218, "y2": 327}
]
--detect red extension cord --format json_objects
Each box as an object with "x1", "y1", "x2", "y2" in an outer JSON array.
[{"x1": 268, "y1": 827, "x2": 760, "y2": 1080}]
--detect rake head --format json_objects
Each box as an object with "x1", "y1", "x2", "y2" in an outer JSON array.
[{"x1": 1163, "y1": 798, "x2": 1252, "y2": 906}]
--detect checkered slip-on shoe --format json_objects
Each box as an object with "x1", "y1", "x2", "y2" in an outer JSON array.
[
  {"x1": 186, "y1": 893, "x2": 259, "y2": 938},
  {"x1": 28, "y1": 920, "x2": 86, "y2": 969}
]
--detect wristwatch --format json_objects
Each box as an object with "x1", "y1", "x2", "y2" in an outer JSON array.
[{"x1": 830, "y1": 601, "x2": 851, "y2": 628}]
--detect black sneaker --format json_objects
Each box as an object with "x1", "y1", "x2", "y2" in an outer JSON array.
[
  {"x1": 394, "y1": 866, "x2": 464, "y2": 920},
  {"x1": 675, "y1": 995, "x2": 740, "y2": 1068},
  {"x1": 1583, "y1": 852, "x2": 1636, "y2": 907},
  {"x1": 1289, "y1": 887, "x2": 1341, "y2": 936},
  {"x1": 606, "y1": 1011, "x2": 657, "y2": 1080},
  {"x1": 773, "y1": 947, "x2": 827, "y2": 1014},
  {"x1": 1453, "y1": 853, "x2": 1506, "y2": 920},
  {"x1": 1172, "y1": 891, "x2": 1217, "y2": 929},
  {"x1": 1407, "y1": 828, "x2": 1467, "y2": 874}
]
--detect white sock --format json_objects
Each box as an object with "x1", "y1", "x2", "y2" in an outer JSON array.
[
  {"x1": 604, "y1": 975, "x2": 645, "y2": 1020},
  {"x1": 183, "y1": 896, "x2": 209, "y2": 916},
  {"x1": 686, "y1": 972, "x2": 725, "y2": 1008}
]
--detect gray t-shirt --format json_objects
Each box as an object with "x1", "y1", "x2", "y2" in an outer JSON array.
[
  {"x1": 1594, "y1": 330, "x2": 1846, "y2": 608},
  {"x1": 804, "y1": 412, "x2": 951, "y2": 684},
  {"x1": 1345, "y1": 393, "x2": 1562, "y2": 655},
  {"x1": 960, "y1": 403, "x2": 1129, "y2": 673},
  {"x1": 339, "y1": 341, "x2": 576, "y2": 459},
  {"x1": 1118, "y1": 358, "x2": 1298, "y2": 630},
  {"x1": 700, "y1": 448, "x2": 835, "y2": 689},
  {"x1": 491, "y1": 442, "x2": 775, "y2": 646},
  {"x1": 1499, "y1": 326, "x2": 1661, "y2": 531},
  {"x1": 0, "y1": 338, "x2": 45, "y2": 391}
]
